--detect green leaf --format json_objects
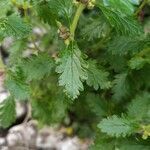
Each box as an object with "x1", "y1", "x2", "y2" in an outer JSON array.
[
  {"x1": 86, "y1": 60, "x2": 111, "y2": 90},
  {"x1": 0, "y1": 0, "x2": 11, "y2": 18},
  {"x1": 21, "y1": 53, "x2": 54, "y2": 81},
  {"x1": 5, "y1": 69, "x2": 30, "y2": 100},
  {"x1": 107, "y1": 54, "x2": 127, "y2": 72},
  {"x1": 90, "y1": 136, "x2": 114, "y2": 150},
  {"x1": 0, "y1": 97, "x2": 16, "y2": 128},
  {"x1": 103, "y1": 0, "x2": 135, "y2": 15},
  {"x1": 91, "y1": 135, "x2": 150, "y2": 150},
  {"x1": 48, "y1": 0, "x2": 74, "y2": 24},
  {"x1": 127, "y1": 92, "x2": 150, "y2": 121},
  {"x1": 129, "y1": 56, "x2": 150, "y2": 70},
  {"x1": 32, "y1": 93, "x2": 69, "y2": 124},
  {"x1": 81, "y1": 17, "x2": 110, "y2": 41},
  {"x1": 0, "y1": 14, "x2": 31, "y2": 38},
  {"x1": 96, "y1": 3, "x2": 142, "y2": 36},
  {"x1": 108, "y1": 36, "x2": 150, "y2": 55},
  {"x1": 31, "y1": 79, "x2": 70, "y2": 124},
  {"x1": 8, "y1": 39, "x2": 27, "y2": 65},
  {"x1": 129, "y1": 0, "x2": 140, "y2": 5},
  {"x1": 35, "y1": 0, "x2": 74, "y2": 26},
  {"x1": 90, "y1": 142, "x2": 114, "y2": 150},
  {"x1": 86, "y1": 93, "x2": 108, "y2": 118},
  {"x1": 98, "y1": 115, "x2": 137, "y2": 137},
  {"x1": 56, "y1": 42, "x2": 87, "y2": 99},
  {"x1": 36, "y1": 1, "x2": 57, "y2": 26},
  {"x1": 119, "y1": 140, "x2": 150, "y2": 150},
  {"x1": 112, "y1": 73, "x2": 131, "y2": 101}
]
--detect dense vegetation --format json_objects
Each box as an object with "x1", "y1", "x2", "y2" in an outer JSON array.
[{"x1": 0, "y1": 0, "x2": 150, "y2": 149}]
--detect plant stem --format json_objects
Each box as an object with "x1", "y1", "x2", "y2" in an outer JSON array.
[
  {"x1": 135, "y1": 0, "x2": 148, "y2": 16},
  {"x1": 70, "y1": 3, "x2": 85, "y2": 41}
]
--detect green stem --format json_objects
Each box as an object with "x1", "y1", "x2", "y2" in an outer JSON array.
[
  {"x1": 135, "y1": 0, "x2": 148, "y2": 16},
  {"x1": 70, "y1": 3, "x2": 85, "y2": 40}
]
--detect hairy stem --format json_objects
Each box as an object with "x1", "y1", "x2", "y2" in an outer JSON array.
[{"x1": 70, "y1": 3, "x2": 85, "y2": 40}]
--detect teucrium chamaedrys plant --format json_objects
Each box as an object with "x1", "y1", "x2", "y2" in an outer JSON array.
[{"x1": 0, "y1": 0, "x2": 150, "y2": 149}]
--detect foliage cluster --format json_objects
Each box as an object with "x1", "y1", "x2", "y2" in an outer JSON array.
[{"x1": 0, "y1": 0, "x2": 150, "y2": 149}]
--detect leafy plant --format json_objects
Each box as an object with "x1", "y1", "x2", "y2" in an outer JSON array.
[{"x1": 0, "y1": 0, "x2": 150, "y2": 149}]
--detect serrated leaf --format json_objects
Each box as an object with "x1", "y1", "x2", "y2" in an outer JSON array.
[
  {"x1": 81, "y1": 17, "x2": 110, "y2": 41},
  {"x1": 31, "y1": 79, "x2": 70, "y2": 124},
  {"x1": 129, "y1": 56, "x2": 149, "y2": 70},
  {"x1": 91, "y1": 135, "x2": 150, "y2": 150},
  {"x1": 0, "y1": 14, "x2": 31, "y2": 38},
  {"x1": 86, "y1": 60, "x2": 111, "y2": 90},
  {"x1": 21, "y1": 53, "x2": 54, "y2": 81},
  {"x1": 112, "y1": 73, "x2": 131, "y2": 101},
  {"x1": 108, "y1": 36, "x2": 150, "y2": 55},
  {"x1": 8, "y1": 39, "x2": 27, "y2": 65},
  {"x1": 96, "y1": 3, "x2": 142, "y2": 36},
  {"x1": 127, "y1": 92, "x2": 150, "y2": 121},
  {"x1": 36, "y1": 1, "x2": 57, "y2": 26},
  {"x1": 56, "y1": 42, "x2": 87, "y2": 99},
  {"x1": 48, "y1": 0, "x2": 74, "y2": 24},
  {"x1": 32, "y1": 94, "x2": 69, "y2": 124},
  {"x1": 35, "y1": 0, "x2": 74, "y2": 26},
  {"x1": 90, "y1": 133, "x2": 118, "y2": 150},
  {"x1": 103, "y1": 0, "x2": 135, "y2": 15},
  {"x1": 98, "y1": 115, "x2": 137, "y2": 137},
  {"x1": 107, "y1": 54, "x2": 127, "y2": 72},
  {"x1": 0, "y1": 97, "x2": 16, "y2": 128},
  {"x1": 5, "y1": 69, "x2": 30, "y2": 100},
  {"x1": 86, "y1": 93, "x2": 108, "y2": 118},
  {"x1": 119, "y1": 140, "x2": 150, "y2": 150}
]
